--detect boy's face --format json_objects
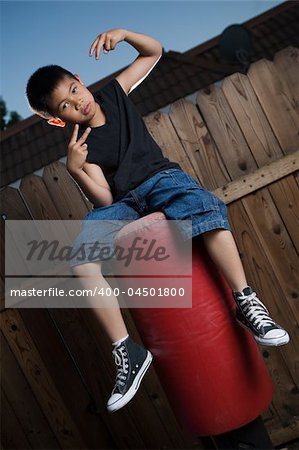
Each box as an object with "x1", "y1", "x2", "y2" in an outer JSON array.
[{"x1": 49, "y1": 76, "x2": 97, "y2": 125}]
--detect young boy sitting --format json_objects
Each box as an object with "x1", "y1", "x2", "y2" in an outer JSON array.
[{"x1": 26, "y1": 28, "x2": 289, "y2": 413}]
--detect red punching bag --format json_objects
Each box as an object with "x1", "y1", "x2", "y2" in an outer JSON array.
[{"x1": 112, "y1": 212, "x2": 273, "y2": 436}]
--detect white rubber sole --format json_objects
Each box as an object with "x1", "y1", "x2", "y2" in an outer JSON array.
[
  {"x1": 107, "y1": 350, "x2": 153, "y2": 413},
  {"x1": 237, "y1": 319, "x2": 290, "y2": 347},
  {"x1": 255, "y1": 331, "x2": 290, "y2": 347}
]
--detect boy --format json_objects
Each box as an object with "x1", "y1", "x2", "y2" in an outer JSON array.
[{"x1": 26, "y1": 28, "x2": 289, "y2": 413}]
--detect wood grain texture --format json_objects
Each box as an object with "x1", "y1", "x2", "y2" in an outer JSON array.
[
  {"x1": 0, "y1": 188, "x2": 33, "y2": 311},
  {"x1": 0, "y1": 187, "x2": 32, "y2": 220},
  {"x1": 197, "y1": 84, "x2": 258, "y2": 179},
  {"x1": 241, "y1": 189, "x2": 299, "y2": 321},
  {"x1": 168, "y1": 99, "x2": 230, "y2": 190},
  {"x1": 248, "y1": 58, "x2": 299, "y2": 154},
  {"x1": 20, "y1": 174, "x2": 61, "y2": 220},
  {"x1": 144, "y1": 111, "x2": 195, "y2": 174},
  {"x1": 43, "y1": 161, "x2": 91, "y2": 220},
  {"x1": 268, "y1": 174, "x2": 299, "y2": 254},
  {"x1": 0, "y1": 387, "x2": 31, "y2": 450},
  {"x1": 0, "y1": 309, "x2": 86, "y2": 449},
  {"x1": 214, "y1": 151, "x2": 299, "y2": 204},
  {"x1": 1, "y1": 331, "x2": 60, "y2": 449},
  {"x1": 274, "y1": 47, "x2": 299, "y2": 108},
  {"x1": 227, "y1": 201, "x2": 299, "y2": 443},
  {"x1": 222, "y1": 72, "x2": 284, "y2": 165}
]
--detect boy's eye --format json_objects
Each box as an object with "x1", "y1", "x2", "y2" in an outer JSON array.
[
  {"x1": 72, "y1": 86, "x2": 77, "y2": 94},
  {"x1": 62, "y1": 102, "x2": 69, "y2": 110}
]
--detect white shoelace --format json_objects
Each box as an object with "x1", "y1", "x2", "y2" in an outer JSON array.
[
  {"x1": 112, "y1": 345, "x2": 129, "y2": 387},
  {"x1": 238, "y1": 291, "x2": 275, "y2": 330}
]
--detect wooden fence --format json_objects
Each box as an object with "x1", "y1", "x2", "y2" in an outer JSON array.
[{"x1": 1, "y1": 46, "x2": 298, "y2": 449}]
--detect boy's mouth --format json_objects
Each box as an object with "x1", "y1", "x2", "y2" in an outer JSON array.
[{"x1": 82, "y1": 103, "x2": 91, "y2": 115}]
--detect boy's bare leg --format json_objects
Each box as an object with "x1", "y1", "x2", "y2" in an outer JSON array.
[
  {"x1": 201, "y1": 229, "x2": 248, "y2": 292},
  {"x1": 201, "y1": 228, "x2": 290, "y2": 346},
  {"x1": 72, "y1": 261, "x2": 128, "y2": 343},
  {"x1": 72, "y1": 260, "x2": 153, "y2": 413}
]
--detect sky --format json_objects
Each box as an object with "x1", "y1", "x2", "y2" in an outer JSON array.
[{"x1": 1, "y1": 0, "x2": 284, "y2": 120}]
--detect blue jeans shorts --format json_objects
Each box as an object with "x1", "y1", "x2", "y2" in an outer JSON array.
[{"x1": 70, "y1": 168, "x2": 230, "y2": 267}]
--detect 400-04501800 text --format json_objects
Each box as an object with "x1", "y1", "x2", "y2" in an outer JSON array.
[{"x1": 94, "y1": 287, "x2": 186, "y2": 297}]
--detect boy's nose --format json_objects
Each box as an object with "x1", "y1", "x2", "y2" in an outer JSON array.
[{"x1": 75, "y1": 99, "x2": 83, "y2": 111}]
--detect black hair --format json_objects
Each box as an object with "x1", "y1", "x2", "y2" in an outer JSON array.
[{"x1": 26, "y1": 65, "x2": 75, "y2": 117}]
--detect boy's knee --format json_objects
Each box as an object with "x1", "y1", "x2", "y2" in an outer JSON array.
[{"x1": 71, "y1": 261, "x2": 103, "y2": 277}]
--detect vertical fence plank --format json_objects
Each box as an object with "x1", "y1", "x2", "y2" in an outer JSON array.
[
  {"x1": 1, "y1": 332, "x2": 61, "y2": 449},
  {"x1": 0, "y1": 187, "x2": 32, "y2": 220},
  {"x1": 1, "y1": 187, "x2": 33, "y2": 304},
  {"x1": 222, "y1": 73, "x2": 284, "y2": 165},
  {"x1": 0, "y1": 309, "x2": 87, "y2": 449},
  {"x1": 169, "y1": 99, "x2": 231, "y2": 190},
  {"x1": 197, "y1": 85, "x2": 258, "y2": 179},
  {"x1": 267, "y1": 175, "x2": 299, "y2": 253},
  {"x1": 20, "y1": 172, "x2": 78, "y2": 278},
  {"x1": 43, "y1": 162, "x2": 91, "y2": 220},
  {"x1": 274, "y1": 47, "x2": 299, "y2": 105},
  {"x1": 248, "y1": 58, "x2": 299, "y2": 153},
  {"x1": 0, "y1": 387, "x2": 32, "y2": 450},
  {"x1": 227, "y1": 201, "x2": 299, "y2": 438},
  {"x1": 241, "y1": 189, "x2": 299, "y2": 322},
  {"x1": 144, "y1": 111, "x2": 195, "y2": 175},
  {"x1": 1, "y1": 187, "x2": 32, "y2": 311},
  {"x1": 20, "y1": 174, "x2": 61, "y2": 219}
]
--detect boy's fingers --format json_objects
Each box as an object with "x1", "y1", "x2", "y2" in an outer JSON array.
[
  {"x1": 95, "y1": 34, "x2": 106, "y2": 60},
  {"x1": 89, "y1": 36, "x2": 99, "y2": 56},
  {"x1": 104, "y1": 37, "x2": 114, "y2": 53},
  {"x1": 96, "y1": 38, "x2": 105, "y2": 59},
  {"x1": 104, "y1": 37, "x2": 111, "y2": 51},
  {"x1": 89, "y1": 33, "x2": 106, "y2": 60},
  {"x1": 69, "y1": 124, "x2": 79, "y2": 145},
  {"x1": 78, "y1": 127, "x2": 91, "y2": 144}
]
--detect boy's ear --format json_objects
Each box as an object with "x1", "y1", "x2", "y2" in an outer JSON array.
[
  {"x1": 74, "y1": 74, "x2": 84, "y2": 85},
  {"x1": 33, "y1": 109, "x2": 66, "y2": 128}
]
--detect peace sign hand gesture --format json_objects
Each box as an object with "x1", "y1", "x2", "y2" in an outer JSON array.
[
  {"x1": 89, "y1": 28, "x2": 127, "y2": 60},
  {"x1": 67, "y1": 124, "x2": 91, "y2": 175}
]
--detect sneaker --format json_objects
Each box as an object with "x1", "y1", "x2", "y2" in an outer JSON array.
[
  {"x1": 107, "y1": 336, "x2": 153, "y2": 413},
  {"x1": 233, "y1": 286, "x2": 290, "y2": 346}
]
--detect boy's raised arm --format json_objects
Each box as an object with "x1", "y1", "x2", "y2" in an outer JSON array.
[{"x1": 89, "y1": 29, "x2": 163, "y2": 94}]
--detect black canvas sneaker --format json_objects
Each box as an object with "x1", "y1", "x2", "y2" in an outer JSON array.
[
  {"x1": 107, "y1": 336, "x2": 153, "y2": 413},
  {"x1": 233, "y1": 286, "x2": 290, "y2": 346}
]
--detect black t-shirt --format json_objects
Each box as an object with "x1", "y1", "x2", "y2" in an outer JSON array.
[{"x1": 80, "y1": 78, "x2": 181, "y2": 202}]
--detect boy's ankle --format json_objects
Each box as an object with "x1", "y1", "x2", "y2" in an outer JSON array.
[
  {"x1": 112, "y1": 334, "x2": 129, "y2": 347},
  {"x1": 233, "y1": 285, "x2": 251, "y2": 295}
]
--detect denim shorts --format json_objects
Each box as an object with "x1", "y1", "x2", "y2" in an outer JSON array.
[{"x1": 69, "y1": 168, "x2": 230, "y2": 267}]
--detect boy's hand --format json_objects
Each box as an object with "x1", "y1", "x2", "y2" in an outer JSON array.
[
  {"x1": 67, "y1": 124, "x2": 91, "y2": 174},
  {"x1": 89, "y1": 29, "x2": 127, "y2": 60}
]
